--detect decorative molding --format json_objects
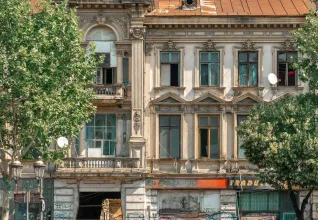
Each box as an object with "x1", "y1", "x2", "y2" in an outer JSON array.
[
  {"x1": 202, "y1": 40, "x2": 217, "y2": 51},
  {"x1": 145, "y1": 42, "x2": 153, "y2": 56},
  {"x1": 241, "y1": 40, "x2": 256, "y2": 50},
  {"x1": 130, "y1": 27, "x2": 146, "y2": 40},
  {"x1": 162, "y1": 40, "x2": 180, "y2": 51},
  {"x1": 133, "y1": 111, "x2": 141, "y2": 135},
  {"x1": 114, "y1": 42, "x2": 132, "y2": 56},
  {"x1": 280, "y1": 40, "x2": 296, "y2": 51}
]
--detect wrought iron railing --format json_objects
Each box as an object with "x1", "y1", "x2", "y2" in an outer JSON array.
[{"x1": 88, "y1": 84, "x2": 122, "y2": 96}]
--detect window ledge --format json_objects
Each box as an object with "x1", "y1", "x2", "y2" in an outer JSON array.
[
  {"x1": 149, "y1": 158, "x2": 188, "y2": 162},
  {"x1": 193, "y1": 87, "x2": 225, "y2": 91},
  {"x1": 190, "y1": 158, "x2": 222, "y2": 162},
  {"x1": 271, "y1": 86, "x2": 304, "y2": 91},
  {"x1": 153, "y1": 86, "x2": 186, "y2": 91},
  {"x1": 232, "y1": 86, "x2": 264, "y2": 91}
]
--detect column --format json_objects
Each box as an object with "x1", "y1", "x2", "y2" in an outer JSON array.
[
  {"x1": 128, "y1": 24, "x2": 146, "y2": 168},
  {"x1": 116, "y1": 114, "x2": 123, "y2": 156}
]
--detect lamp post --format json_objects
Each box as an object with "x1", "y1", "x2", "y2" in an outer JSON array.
[
  {"x1": 33, "y1": 158, "x2": 46, "y2": 220},
  {"x1": 10, "y1": 159, "x2": 23, "y2": 190}
]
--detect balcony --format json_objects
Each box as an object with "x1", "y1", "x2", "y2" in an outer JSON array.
[
  {"x1": 54, "y1": 157, "x2": 144, "y2": 178},
  {"x1": 88, "y1": 84, "x2": 131, "y2": 104}
]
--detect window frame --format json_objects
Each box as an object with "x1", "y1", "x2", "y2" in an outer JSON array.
[
  {"x1": 277, "y1": 51, "x2": 298, "y2": 87},
  {"x1": 85, "y1": 114, "x2": 117, "y2": 157},
  {"x1": 198, "y1": 115, "x2": 220, "y2": 159},
  {"x1": 160, "y1": 52, "x2": 180, "y2": 87},
  {"x1": 238, "y1": 51, "x2": 258, "y2": 87},
  {"x1": 237, "y1": 115, "x2": 248, "y2": 159},
  {"x1": 159, "y1": 115, "x2": 181, "y2": 159},
  {"x1": 199, "y1": 51, "x2": 220, "y2": 87}
]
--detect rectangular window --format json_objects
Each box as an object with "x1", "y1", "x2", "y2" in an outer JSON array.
[
  {"x1": 238, "y1": 52, "x2": 258, "y2": 87},
  {"x1": 159, "y1": 115, "x2": 180, "y2": 158},
  {"x1": 123, "y1": 56, "x2": 129, "y2": 85},
  {"x1": 94, "y1": 53, "x2": 116, "y2": 85},
  {"x1": 277, "y1": 51, "x2": 297, "y2": 86},
  {"x1": 200, "y1": 52, "x2": 220, "y2": 86},
  {"x1": 237, "y1": 115, "x2": 248, "y2": 158},
  {"x1": 160, "y1": 52, "x2": 180, "y2": 87},
  {"x1": 199, "y1": 116, "x2": 219, "y2": 159},
  {"x1": 86, "y1": 114, "x2": 116, "y2": 156}
]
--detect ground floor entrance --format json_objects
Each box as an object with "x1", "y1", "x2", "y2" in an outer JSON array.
[{"x1": 77, "y1": 192, "x2": 122, "y2": 220}]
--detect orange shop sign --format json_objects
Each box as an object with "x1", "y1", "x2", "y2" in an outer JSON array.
[{"x1": 145, "y1": 178, "x2": 227, "y2": 189}]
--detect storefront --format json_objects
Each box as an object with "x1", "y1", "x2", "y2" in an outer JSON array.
[
  {"x1": 145, "y1": 178, "x2": 235, "y2": 220},
  {"x1": 228, "y1": 176, "x2": 295, "y2": 220}
]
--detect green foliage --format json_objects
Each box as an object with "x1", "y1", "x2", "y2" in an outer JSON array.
[
  {"x1": 293, "y1": 11, "x2": 318, "y2": 90},
  {"x1": 237, "y1": 94, "x2": 318, "y2": 190},
  {"x1": 0, "y1": 0, "x2": 98, "y2": 164}
]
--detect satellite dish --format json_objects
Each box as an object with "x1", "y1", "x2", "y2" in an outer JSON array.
[
  {"x1": 57, "y1": 137, "x2": 68, "y2": 148},
  {"x1": 268, "y1": 73, "x2": 278, "y2": 85}
]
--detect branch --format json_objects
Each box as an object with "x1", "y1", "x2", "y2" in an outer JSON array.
[
  {"x1": 301, "y1": 189, "x2": 313, "y2": 213},
  {"x1": 21, "y1": 130, "x2": 38, "y2": 157}
]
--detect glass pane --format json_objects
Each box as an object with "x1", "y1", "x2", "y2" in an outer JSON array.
[
  {"x1": 103, "y1": 141, "x2": 110, "y2": 155},
  {"x1": 210, "y1": 117, "x2": 218, "y2": 126},
  {"x1": 200, "y1": 64, "x2": 209, "y2": 86},
  {"x1": 95, "y1": 114, "x2": 106, "y2": 126},
  {"x1": 161, "y1": 64, "x2": 171, "y2": 86},
  {"x1": 278, "y1": 63, "x2": 286, "y2": 86},
  {"x1": 239, "y1": 52, "x2": 248, "y2": 62},
  {"x1": 250, "y1": 192, "x2": 268, "y2": 211},
  {"x1": 249, "y1": 64, "x2": 258, "y2": 86},
  {"x1": 160, "y1": 116, "x2": 170, "y2": 126},
  {"x1": 106, "y1": 114, "x2": 116, "y2": 126},
  {"x1": 106, "y1": 126, "x2": 116, "y2": 140},
  {"x1": 199, "y1": 117, "x2": 209, "y2": 126},
  {"x1": 287, "y1": 65, "x2": 296, "y2": 86},
  {"x1": 171, "y1": 116, "x2": 180, "y2": 126},
  {"x1": 287, "y1": 51, "x2": 297, "y2": 62},
  {"x1": 123, "y1": 57, "x2": 129, "y2": 84},
  {"x1": 200, "y1": 52, "x2": 209, "y2": 62},
  {"x1": 278, "y1": 52, "x2": 286, "y2": 62},
  {"x1": 87, "y1": 140, "x2": 94, "y2": 149},
  {"x1": 239, "y1": 193, "x2": 250, "y2": 211},
  {"x1": 210, "y1": 129, "x2": 218, "y2": 158},
  {"x1": 210, "y1": 63, "x2": 219, "y2": 86},
  {"x1": 86, "y1": 127, "x2": 94, "y2": 139},
  {"x1": 170, "y1": 64, "x2": 179, "y2": 86},
  {"x1": 171, "y1": 52, "x2": 179, "y2": 62},
  {"x1": 237, "y1": 115, "x2": 247, "y2": 158},
  {"x1": 249, "y1": 52, "x2": 258, "y2": 62},
  {"x1": 95, "y1": 127, "x2": 104, "y2": 139},
  {"x1": 268, "y1": 192, "x2": 279, "y2": 210},
  {"x1": 171, "y1": 128, "x2": 180, "y2": 158},
  {"x1": 95, "y1": 140, "x2": 102, "y2": 148},
  {"x1": 161, "y1": 52, "x2": 169, "y2": 62},
  {"x1": 160, "y1": 128, "x2": 169, "y2": 158},
  {"x1": 239, "y1": 64, "x2": 248, "y2": 86},
  {"x1": 200, "y1": 129, "x2": 208, "y2": 157},
  {"x1": 211, "y1": 52, "x2": 219, "y2": 62}
]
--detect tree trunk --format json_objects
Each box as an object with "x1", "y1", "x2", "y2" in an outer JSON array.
[
  {"x1": 289, "y1": 189, "x2": 313, "y2": 220},
  {"x1": 2, "y1": 189, "x2": 10, "y2": 220}
]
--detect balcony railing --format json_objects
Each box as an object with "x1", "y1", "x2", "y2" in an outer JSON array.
[
  {"x1": 57, "y1": 157, "x2": 140, "y2": 169},
  {"x1": 88, "y1": 84, "x2": 122, "y2": 96}
]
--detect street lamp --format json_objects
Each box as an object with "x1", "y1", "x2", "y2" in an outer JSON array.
[
  {"x1": 10, "y1": 158, "x2": 23, "y2": 189},
  {"x1": 33, "y1": 157, "x2": 46, "y2": 220}
]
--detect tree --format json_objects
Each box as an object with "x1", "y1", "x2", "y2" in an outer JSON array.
[
  {"x1": 237, "y1": 93, "x2": 318, "y2": 220},
  {"x1": 0, "y1": 0, "x2": 97, "y2": 219}
]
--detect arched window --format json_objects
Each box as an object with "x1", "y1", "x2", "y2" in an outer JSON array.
[
  {"x1": 86, "y1": 26, "x2": 117, "y2": 41},
  {"x1": 186, "y1": 0, "x2": 194, "y2": 5}
]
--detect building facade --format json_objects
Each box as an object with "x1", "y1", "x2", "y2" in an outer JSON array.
[{"x1": 51, "y1": 0, "x2": 318, "y2": 220}]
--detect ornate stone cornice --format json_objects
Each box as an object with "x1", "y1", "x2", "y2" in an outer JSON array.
[
  {"x1": 145, "y1": 42, "x2": 153, "y2": 56},
  {"x1": 130, "y1": 27, "x2": 146, "y2": 40},
  {"x1": 162, "y1": 40, "x2": 180, "y2": 51},
  {"x1": 280, "y1": 40, "x2": 296, "y2": 51},
  {"x1": 202, "y1": 40, "x2": 217, "y2": 51},
  {"x1": 241, "y1": 40, "x2": 256, "y2": 50},
  {"x1": 114, "y1": 42, "x2": 132, "y2": 56}
]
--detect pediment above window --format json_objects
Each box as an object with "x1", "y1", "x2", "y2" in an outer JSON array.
[
  {"x1": 191, "y1": 92, "x2": 225, "y2": 105},
  {"x1": 232, "y1": 92, "x2": 263, "y2": 105},
  {"x1": 271, "y1": 92, "x2": 294, "y2": 103},
  {"x1": 151, "y1": 92, "x2": 186, "y2": 105}
]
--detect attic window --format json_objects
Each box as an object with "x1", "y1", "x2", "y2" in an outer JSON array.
[{"x1": 186, "y1": 0, "x2": 194, "y2": 5}]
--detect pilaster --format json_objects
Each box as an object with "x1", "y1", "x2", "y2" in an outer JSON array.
[{"x1": 79, "y1": 122, "x2": 86, "y2": 157}]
